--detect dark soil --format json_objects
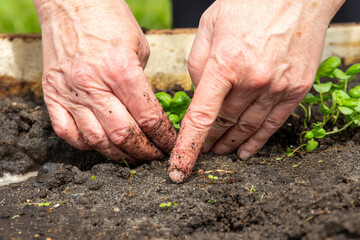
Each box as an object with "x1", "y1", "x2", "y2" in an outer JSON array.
[{"x1": 1, "y1": 86, "x2": 360, "y2": 239}]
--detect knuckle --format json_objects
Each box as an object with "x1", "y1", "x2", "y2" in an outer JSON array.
[
  {"x1": 245, "y1": 64, "x2": 273, "y2": 89},
  {"x1": 82, "y1": 129, "x2": 108, "y2": 148},
  {"x1": 238, "y1": 119, "x2": 261, "y2": 134},
  {"x1": 262, "y1": 116, "x2": 284, "y2": 131},
  {"x1": 289, "y1": 82, "x2": 312, "y2": 100},
  {"x1": 214, "y1": 115, "x2": 237, "y2": 129},
  {"x1": 108, "y1": 128, "x2": 131, "y2": 146},
  {"x1": 137, "y1": 115, "x2": 163, "y2": 134},
  {"x1": 71, "y1": 66, "x2": 97, "y2": 89},
  {"x1": 187, "y1": 110, "x2": 214, "y2": 131}
]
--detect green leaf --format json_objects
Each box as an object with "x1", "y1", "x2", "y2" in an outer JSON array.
[
  {"x1": 306, "y1": 139, "x2": 319, "y2": 152},
  {"x1": 316, "y1": 57, "x2": 341, "y2": 78},
  {"x1": 338, "y1": 106, "x2": 354, "y2": 115},
  {"x1": 191, "y1": 84, "x2": 195, "y2": 92},
  {"x1": 156, "y1": 92, "x2": 172, "y2": 111},
  {"x1": 90, "y1": 176, "x2": 96, "y2": 180},
  {"x1": 329, "y1": 68, "x2": 351, "y2": 80},
  {"x1": 304, "y1": 131, "x2": 314, "y2": 139},
  {"x1": 313, "y1": 82, "x2": 332, "y2": 93},
  {"x1": 173, "y1": 122, "x2": 180, "y2": 130},
  {"x1": 312, "y1": 122, "x2": 324, "y2": 129},
  {"x1": 312, "y1": 128, "x2": 326, "y2": 138},
  {"x1": 346, "y1": 63, "x2": 360, "y2": 75},
  {"x1": 168, "y1": 114, "x2": 180, "y2": 124},
  {"x1": 342, "y1": 98, "x2": 360, "y2": 108},
  {"x1": 332, "y1": 90, "x2": 350, "y2": 106},
  {"x1": 349, "y1": 86, "x2": 360, "y2": 99},
  {"x1": 170, "y1": 91, "x2": 191, "y2": 108}
]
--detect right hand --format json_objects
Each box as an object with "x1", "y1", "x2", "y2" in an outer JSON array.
[{"x1": 33, "y1": 0, "x2": 177, "y2": 164}]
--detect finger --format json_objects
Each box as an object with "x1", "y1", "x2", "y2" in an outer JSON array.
[
  {"x1": 44, "y1": 96, "x2": 91, "y2": 150},
  {"x1": 201, "y1": 86, "x2": 259, "y2": 152},
  {"x1": 67, "y1": 105, "x2": 136, "y2": 163},
  {"x1": 187, "y1": 14, "x2": 213, "y2": 87},
  {"x1": 86, "y1": 91, "x2": 163, "y2": 161},
  {"x1": 106, "y1": 56, "x2": 177, "y2": 153},
  {"x1": 211, "y1": 93, "x2": 280, "y2": 155},
  {"x1": 236, "y1": 100, "x2": 299, "y2": 160},
  {"x1": 168, "y1": 59, "x2": 232, "y2": 183},
  {"x1": 202, "y1": 65, "x2": 273, "y2": 152}
]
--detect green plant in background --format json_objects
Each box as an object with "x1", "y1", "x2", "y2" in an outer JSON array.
[
  {"x1": 156, "y1": 91, "x2": 191, "y2": 130},
  {"x1": 0, "y1": 0, "x2": 41, "y2": 33},
  {"x1": 0, "y1": 0, "x2": 171, "y2": 33},
  {"x1": 289, "y1": 57, "x2": 360, "y2": 156}
]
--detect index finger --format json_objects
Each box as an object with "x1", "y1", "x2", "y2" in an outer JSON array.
[{"x1": 168, "y1": 59, "x2": 232, "y2": 183}]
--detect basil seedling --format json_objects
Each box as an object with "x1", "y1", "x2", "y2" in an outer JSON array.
[
  {"x1": 156, "y1": 91, "x2": 191, "y2": 130},
  {"x1": 292, "y1": 57, "x2": 360, "y2": 156}
]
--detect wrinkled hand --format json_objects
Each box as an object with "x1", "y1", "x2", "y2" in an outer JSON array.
[
  {"x1": 33, "y1": 0, "x2": 176, "y2": 163},
  {"x1": 168, "y1": 0, "x2": 344, "y2": 182}
]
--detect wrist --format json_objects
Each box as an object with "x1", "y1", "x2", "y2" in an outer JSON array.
[{"x1": 32, "y1": 0, "x2": 127, "y2": 25}]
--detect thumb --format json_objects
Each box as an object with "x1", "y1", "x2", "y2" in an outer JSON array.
[{"x1": 168, "y1": 59, "x2": 232, "y2": 183}]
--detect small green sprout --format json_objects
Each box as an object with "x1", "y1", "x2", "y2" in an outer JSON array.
[
  {"x1": 122, "y1": 158, "x2": 137, "y2": 176},
  {"x1": 250, "y1": 185, "x2": 257, "y2": 193},
  {"x1": 207, "y1": 199, "x2": 215, "y2": 204},
  {"x1": 156, "y1": 91, "x2": 191, "y2": 130},
  {"x1": 23, "y1": 202, "x2": 55, "y2": 207},
  {"x1": 318, "y1": 160, "x2": 325, "y2": 163},
  {"x1": 159, "y1": 202, "x2": 178, "y2": 211},
  {"x1": 11, "y1": 214, "x2": 20, "y2": 219},
  {"x1": 208, "y1": 175, "x2": 219, "y2": 184},
  {"x1": 261, "y1": 193, "x2": 265, "y2": 198},
  {"x1": 292, "y1": 164, "x2": 299, "y2": 168},
  {"x1": 90, "y1": 176, "x2": 96, "y2": 180},
  {"x1": 289, "y1": 57, "x2": 360, "y2": 156}
]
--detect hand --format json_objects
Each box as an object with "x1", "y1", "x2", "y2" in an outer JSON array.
[
  {"x1": 33, "y1": 0, "x2": 176, "y2": 164},
  {"x1": 168, "y1": 0, "x2": 345, "y2": 182}
]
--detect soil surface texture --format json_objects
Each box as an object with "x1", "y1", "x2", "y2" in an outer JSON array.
[{"x1": 0, "y1": 86, "x2": 360, "y2": 239}]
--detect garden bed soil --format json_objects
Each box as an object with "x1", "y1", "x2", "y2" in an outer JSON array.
[{"x1": 0, "y1": 86, "x2": 360, "y2": 239}]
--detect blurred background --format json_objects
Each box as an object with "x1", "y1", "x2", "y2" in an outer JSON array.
[{"x1": 0, "y1": 0, "x2": 172, "y2": 33}]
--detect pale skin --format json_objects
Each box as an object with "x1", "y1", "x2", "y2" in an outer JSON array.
[{"x1": 33, "y1": 0, "x2": 345, "y2": 181}]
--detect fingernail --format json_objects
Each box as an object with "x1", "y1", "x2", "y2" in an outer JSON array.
[
  {"x1": 238, "y1": 150, "x2": 252, "y2": 160},
  {"x1": 168, "y1": 169, "x2": 186, "y2": 183}
]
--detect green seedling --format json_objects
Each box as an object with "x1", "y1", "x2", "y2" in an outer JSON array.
[
  {"x1": 122, "y1": 158, "x2": 137, "y2": 175},
  {"x1": 207, "y1": 199, "x2": 215, "y2": 204},
  {"x1": 250, "y1": 185, "x2": 257, "y2": 193},
  {"x1": 261, "y1": 193, "x2": 265, "y2": 198},
  {"x1": 289, "y1": 57, "x2": 360, "y2": 155},
  {"x1": 159, "y1": 202, "x2": 178, "y2": 212},
  {"x1": 11, "y1": 214, "x2": 20, "y2": 219},
  {"x1": 22, "y1": 202, "x2": 58, "y2": 207},
  {"x1": 156, "y1": 91, "x2": 191, "y2": 130},
  {"x1": 208, "y1": 175, "x2": 219, "y2": 184},
  {"x1": 90, "y1": 176, "x2": 96, "y2": 180}
]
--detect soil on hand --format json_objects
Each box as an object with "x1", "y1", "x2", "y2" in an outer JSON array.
[{"x1": 0, "y1": 90, "x2": 359, "y2": 239}]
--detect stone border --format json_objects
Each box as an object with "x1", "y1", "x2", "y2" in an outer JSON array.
[{"x1": 1, "y1": 24, "x2": 360, "y2": 97}]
